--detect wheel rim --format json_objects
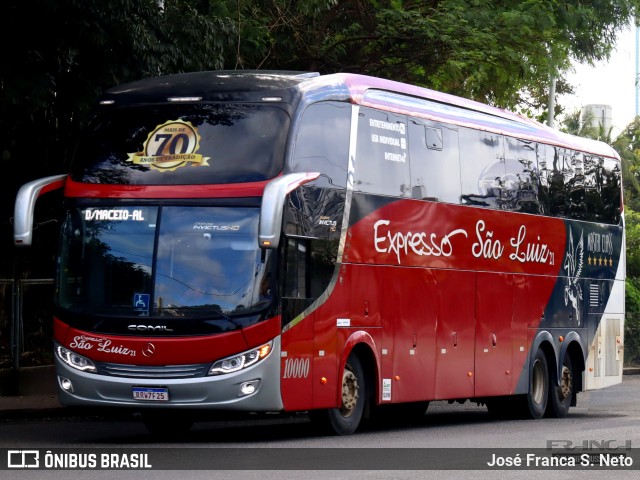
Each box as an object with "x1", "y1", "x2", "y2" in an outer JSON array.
[
  {"x1": 339, "y1": 365, "x2": 359, "y2": 417},
  {"x1": 558, "y1": 365, "x2": 572, "y2": 401},
  {"x1": 531, "y1": 358, "x2": 545, "y2": 405}
]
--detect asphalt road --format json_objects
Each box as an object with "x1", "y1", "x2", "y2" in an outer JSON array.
[{"x1": 2, "y1": 375, "x2": 640, "y2": 480}]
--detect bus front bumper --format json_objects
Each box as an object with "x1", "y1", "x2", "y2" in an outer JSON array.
[{"x1": 54, "y1": 337, "x2": 284, "y2": 412}]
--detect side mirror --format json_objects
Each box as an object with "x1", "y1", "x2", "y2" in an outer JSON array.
[
  {"x1": 14, "y1": 174, "x2": 67, "y2": 247},
  {"x1": 258, "y1": 172, "x2": 320, "y2": 249}
]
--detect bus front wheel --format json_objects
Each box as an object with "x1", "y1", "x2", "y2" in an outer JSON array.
[{"x1": 310, "y1": 353, "x2": 366, "y2": 435}]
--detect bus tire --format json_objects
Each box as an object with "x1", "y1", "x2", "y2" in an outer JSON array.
[
  {"x1": 547, "y1": 354, "x2": 573, "y2": 418},
  {"x1": 524, "y1": 348, "x2": 549, "y2": 419},
  {"x1": 310, "y1": 353, "x2": 366, "y2": 435}
]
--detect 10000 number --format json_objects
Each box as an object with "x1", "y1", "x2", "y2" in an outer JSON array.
[{"x1": 282, "y1": 358, "x2": 310, "y2": 379}]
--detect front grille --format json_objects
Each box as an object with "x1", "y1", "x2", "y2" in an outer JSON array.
[{"x1": 96, "y1": 362, "x2": 209, "y2": 379}]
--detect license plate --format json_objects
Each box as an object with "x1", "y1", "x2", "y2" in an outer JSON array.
[{"x1": 132, "y1": 387, "x2": 169, "y2": 401}]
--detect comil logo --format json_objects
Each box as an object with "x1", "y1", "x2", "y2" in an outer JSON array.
[
  {"x1": 8, "y1": 450, "x2": 39, "y2": 468},
  {"x1": 127, "y1": 325, "x2": 173, "y2": 333}
]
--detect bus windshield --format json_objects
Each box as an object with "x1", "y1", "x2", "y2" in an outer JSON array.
[
  {"x1": 70, "y1": 103, "x2": 290, "y2": 185},
  {"x1": 56, "y1": 205, "x2": 272, "y2": 320}
]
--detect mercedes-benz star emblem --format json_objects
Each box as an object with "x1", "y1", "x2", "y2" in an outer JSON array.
[{"x1": 142, "y1": 343, "x2": 156, "y2": 357}]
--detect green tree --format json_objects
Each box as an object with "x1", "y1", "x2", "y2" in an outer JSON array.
[
  {"x1": 613, "y1": 118, "x2": 640, "y2": 212},
  {"x1": 1, "y1": 0, "x2": 235, "y2": 174},
  {"x1": 560, "y1": 109, "x2": 599, "y2": 138},
  {"x1": 614, "y1": 119, "x2": 640, "y2": 365},
  {"x1": 3, "y1": 0, "x2": 638, "y2": 192},
  {"x1": 0, "y1": 0, "x2": 235, "y2": 276},
  {"x1": 625, "y1": 209, "x2": 640, "y2": 365},
  {"x1": 232, "y1": 0, "x2": 640, "y2": 112}
]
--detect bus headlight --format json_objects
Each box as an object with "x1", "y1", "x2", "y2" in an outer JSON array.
[
  {"x1": 208, "y1": 342, "x2": 272, "y2": 376},
  {"x1": 56, "y1": 344, "x2": 97, "y2": 373}
]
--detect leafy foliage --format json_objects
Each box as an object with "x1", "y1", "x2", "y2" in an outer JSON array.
[
  {"x1": 615, "y1": 121, "x2": 640, "y2": 366},
  {"x1": 1, "y1": 0, "x2": 236, "y2": 280},
  {"x1": 229, "y1": 0, "x2": 640, "y2": 111},
  {"x1": 2, "y1": 0, "x2": 638, "y2": 184},
  {"x1": 625, "y1": 276, "x2": 640, "y2": 366}
]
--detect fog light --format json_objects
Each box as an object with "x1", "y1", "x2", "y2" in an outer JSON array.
[
  {"x1": 59, "y1": 376, "x2": 74, "y2": 392},
  {"x1": 239, "y1": 380, "x2": 259, "y2": 396}
]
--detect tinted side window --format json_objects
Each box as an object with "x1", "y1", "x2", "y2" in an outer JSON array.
[
  {"x1": 290, "y1": 102, "x2": 351, "y2": 188},
  {"x1": 309, "y1": 239, "x2": 338, "y2": 299},
  {"x1": 459, "y1": 128, "x2": 505, "y2": 208},
  {"x1": 355, "y1": 108, "x2": 410, "y2": 197},
  {"x1": 408, "y1": 119, "x2": 461, "y2": 203},
  {"x1": 281, "y1": 237, "x2": 310, "y2": 327},
  {"x1": 504, "y1": 137, "x2": 541, "y2": 214},
  {"x1": 545, "y1": 148, "x2": 588, "y2": 220},
  {"x1": 568, "y1": 151, "x2": 587, "y2": 220},
  {"x1": 540, "y1": 146, "x2": 620, "y2": 224},
  {"x1": 542, "y1": 145, "x2": 572, "y2": 218},
  {"x1": 601, "y1": 157, "x2": 622, "y2": 224},
  {"x1": 536, "y1": 143, "x2": 550, "y2": 215},
  {"x1": 283, "y1": 238, "x2": 308, "y2": 298},
  {"x1": 584, "y1": 154, "x2": 605, "y2": 222}
]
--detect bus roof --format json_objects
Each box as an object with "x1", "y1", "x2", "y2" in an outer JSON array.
[
  {"x1": 99, "y1": 70, "x2": 619, "y2": 160},
  {"x1": 304, "y1": 73, "x2": 620, "y2": 160},
  {"x1": 100, "y1": 70, "x2": 319, "y2": 106}
]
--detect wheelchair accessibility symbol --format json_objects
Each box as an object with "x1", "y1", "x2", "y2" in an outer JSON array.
[{"x1": 133, "y1": 293, "x2": 150, "y2": 312}]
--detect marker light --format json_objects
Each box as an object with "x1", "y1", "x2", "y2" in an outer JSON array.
[
  {"x1": 208, "y1": 342, "x2": 273, "y2": 376},
  {"x1": 56, "y1": 344, "x2": 97, "y2": 373}
]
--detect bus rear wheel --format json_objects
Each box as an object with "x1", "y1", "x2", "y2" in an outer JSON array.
[
  {"x1": 486, "y1": 348, "x2": 550, "y2": 419},
  {"x1": 547, "y1": 354, "x2": 573, "y2": 418},
  {"x1": 310, "y1": 353, "x2": 366, "y2": 435},
  {"x1": 524, "y1": 348, "x2": 549, "y2": 419}
]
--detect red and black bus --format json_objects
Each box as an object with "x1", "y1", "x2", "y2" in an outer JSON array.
[{"x1": 14, "y1": 71, "x2": 625, "y2": 435}]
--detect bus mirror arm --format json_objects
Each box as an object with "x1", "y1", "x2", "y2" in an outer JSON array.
[
  {"x1": 259, "y1": 172, "x2": 320, "y2": 250},
  {"x1": 14, "y1": 174, "x2": 67, "y2": 247}
]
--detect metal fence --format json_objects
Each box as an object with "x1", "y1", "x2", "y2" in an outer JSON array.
[{"x1": 0, "y1": 278, "x2": 55, "y2": 369}]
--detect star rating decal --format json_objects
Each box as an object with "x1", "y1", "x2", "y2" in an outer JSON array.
[{"x1": 587, "y1": 255, "x2": 614, "y2": 267}]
